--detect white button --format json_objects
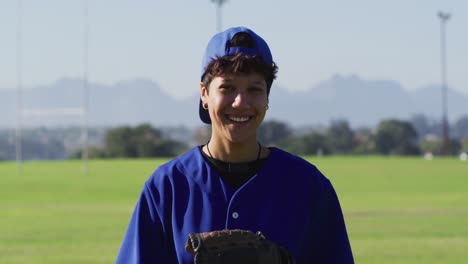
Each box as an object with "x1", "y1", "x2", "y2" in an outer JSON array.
[{"x1": 232, "y1": 212, "x2": 239, "y2": 219}]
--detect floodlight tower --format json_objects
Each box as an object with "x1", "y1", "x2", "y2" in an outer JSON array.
[
  {"x1": 82, "y1": 0, "x2": 89, "y2": 175},
  {"x1": 438, "y1": 11, "x2": 450, "y2": 155},
  {"x1": 211, "y1": 0, "x2": 228, "y2": 32},
  {"x1": 16, "y1": 0, "x2": 23, "y2": 174}
]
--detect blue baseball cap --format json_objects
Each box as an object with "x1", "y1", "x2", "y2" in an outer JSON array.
[{"x1": 199, "y1": 26, "x2": 273, "y2": 124}]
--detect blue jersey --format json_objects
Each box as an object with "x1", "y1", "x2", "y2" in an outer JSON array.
[{"x1": 116, "y1": 147, "x2": 354, "y2": 263}]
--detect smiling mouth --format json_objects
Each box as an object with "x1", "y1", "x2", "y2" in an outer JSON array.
[{"x1": 227, "y1": 115, "x2": 251, "y2": 123}]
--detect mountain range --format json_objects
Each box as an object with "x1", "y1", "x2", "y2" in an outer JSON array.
[{"x1": 0, "y1": 75, "x2": 467, "y2": 128}]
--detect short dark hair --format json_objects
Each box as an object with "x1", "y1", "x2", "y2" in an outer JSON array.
[{"x1": 202, "y1": 32, "x2": 278, "y2": 95}]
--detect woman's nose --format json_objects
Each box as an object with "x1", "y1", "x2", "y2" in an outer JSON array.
[{"x1": 232, "y1": 92, "x2": 249, "y2": 108}]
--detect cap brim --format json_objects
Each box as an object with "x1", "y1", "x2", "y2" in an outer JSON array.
[{"x1": 199, "y1": 99, "x2": 211, "y2": 124}]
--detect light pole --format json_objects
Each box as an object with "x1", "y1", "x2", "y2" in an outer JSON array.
[
  {"x1": 438, "y1": 11, "x2": 450, "y2": 155},
  {"x1": 82, "y1": 0, "x2": 89, "y2": 175},
  {"x1": 211, "y1": 0, "x2": 228, "y2": 32},
  {"x1": 16, "y1": 0, "x2": 23, "y2": 175}
]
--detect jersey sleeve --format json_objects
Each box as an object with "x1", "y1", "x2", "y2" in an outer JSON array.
[
  {"x1": 116, "y1": 182, "x2": 167, "y2": 264},
  {"x1": 319, "y1": 180, "x2": 355, "y2": 263}
]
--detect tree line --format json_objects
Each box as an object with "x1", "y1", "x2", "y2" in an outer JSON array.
[
  {"x1": 255, "y1": 119, "x2": 466, "y2": 156},
  {"x1": 87, "y1": 116, "x2": 467, "y2": 158},
  {"x1": 71, "y1": 124, "x2": 188, "y2": 159},
  {"x1": 1, "y1": 114, "x2": 467, "y2": 160}
]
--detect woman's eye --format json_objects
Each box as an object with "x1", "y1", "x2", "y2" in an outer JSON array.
[
  {"x1": 249, "y1": 87, "x2": 264, "y2": 93},
  {"x1": 220, "y1": 85, "x2": 234, "y2": 91}
]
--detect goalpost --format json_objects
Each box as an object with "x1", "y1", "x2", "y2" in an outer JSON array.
[{"x1": 15, "y1": 0, "x2": 89, "y2": 175}]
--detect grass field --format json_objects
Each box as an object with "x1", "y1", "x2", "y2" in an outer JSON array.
[{"x1": 1, "y1": 156, "x2": 467, "y2": 263}]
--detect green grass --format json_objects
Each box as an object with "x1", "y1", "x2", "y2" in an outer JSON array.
[
  {"x1": 0, "y1": 159, "x2": 160, "y2": 264},
  {"x1": 309, "y1": 156, "x2": 468, "y2": 264},
  {"x1": 1, "y1": 156, "x2": 467, "y2": 263}
]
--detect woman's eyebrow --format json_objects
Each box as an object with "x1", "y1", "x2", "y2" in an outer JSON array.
[
  {"x1": 219, "y1": 78, "x2": 233, "y2": 84},
  {"x1": 251, "y1": 80, "x2": 265, "y2": 86}
]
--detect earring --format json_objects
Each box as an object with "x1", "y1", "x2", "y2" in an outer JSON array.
[{"x1": 203, "y1": 103, "x2": 208, "y2": 110}]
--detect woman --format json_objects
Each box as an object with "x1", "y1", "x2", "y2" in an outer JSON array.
[{"x1": 117, "y1": 26, "x2": 354, "y2": 263}]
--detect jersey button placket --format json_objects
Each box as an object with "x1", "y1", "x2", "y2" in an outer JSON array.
[
  {"x1": 232, "y1": 212, "x2": 239, "y2": 219},
  {"x1": 225, "y1": 194, "x2": 242, "y2": 228}
]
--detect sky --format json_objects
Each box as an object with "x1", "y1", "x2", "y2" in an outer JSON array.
[{"x1": 1, "y1": 0, "x2": 467, "y2": 99}]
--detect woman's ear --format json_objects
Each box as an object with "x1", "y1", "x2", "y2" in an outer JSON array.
[{"x1": 200, "y1": 82, "x2": 208, "y2": 102}]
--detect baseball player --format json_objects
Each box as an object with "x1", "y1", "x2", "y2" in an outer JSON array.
[{"x1": 116, "y1": 26, "x2": 354, "y2": 263}]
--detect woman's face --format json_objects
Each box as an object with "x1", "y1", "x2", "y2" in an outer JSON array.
[{"x1": 201, "y1": 72, "x2": 268, "y2": 145}]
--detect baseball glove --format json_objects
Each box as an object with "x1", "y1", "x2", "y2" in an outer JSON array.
[{"x1": 185, "y1": 229, "x2": 295, "y2": 264}]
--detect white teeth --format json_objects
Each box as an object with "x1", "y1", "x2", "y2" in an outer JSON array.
[{"x1": 229, "y1": 116, "x2": 250, "y2": 122}]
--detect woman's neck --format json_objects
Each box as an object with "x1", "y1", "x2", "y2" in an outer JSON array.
[{"x1": 205, "y1": 137, "x2": 260, "y2": 163}]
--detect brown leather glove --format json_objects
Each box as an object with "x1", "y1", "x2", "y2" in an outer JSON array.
[{"x1": 185, "y1": 229, "x2": 295, "y2": 264}]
